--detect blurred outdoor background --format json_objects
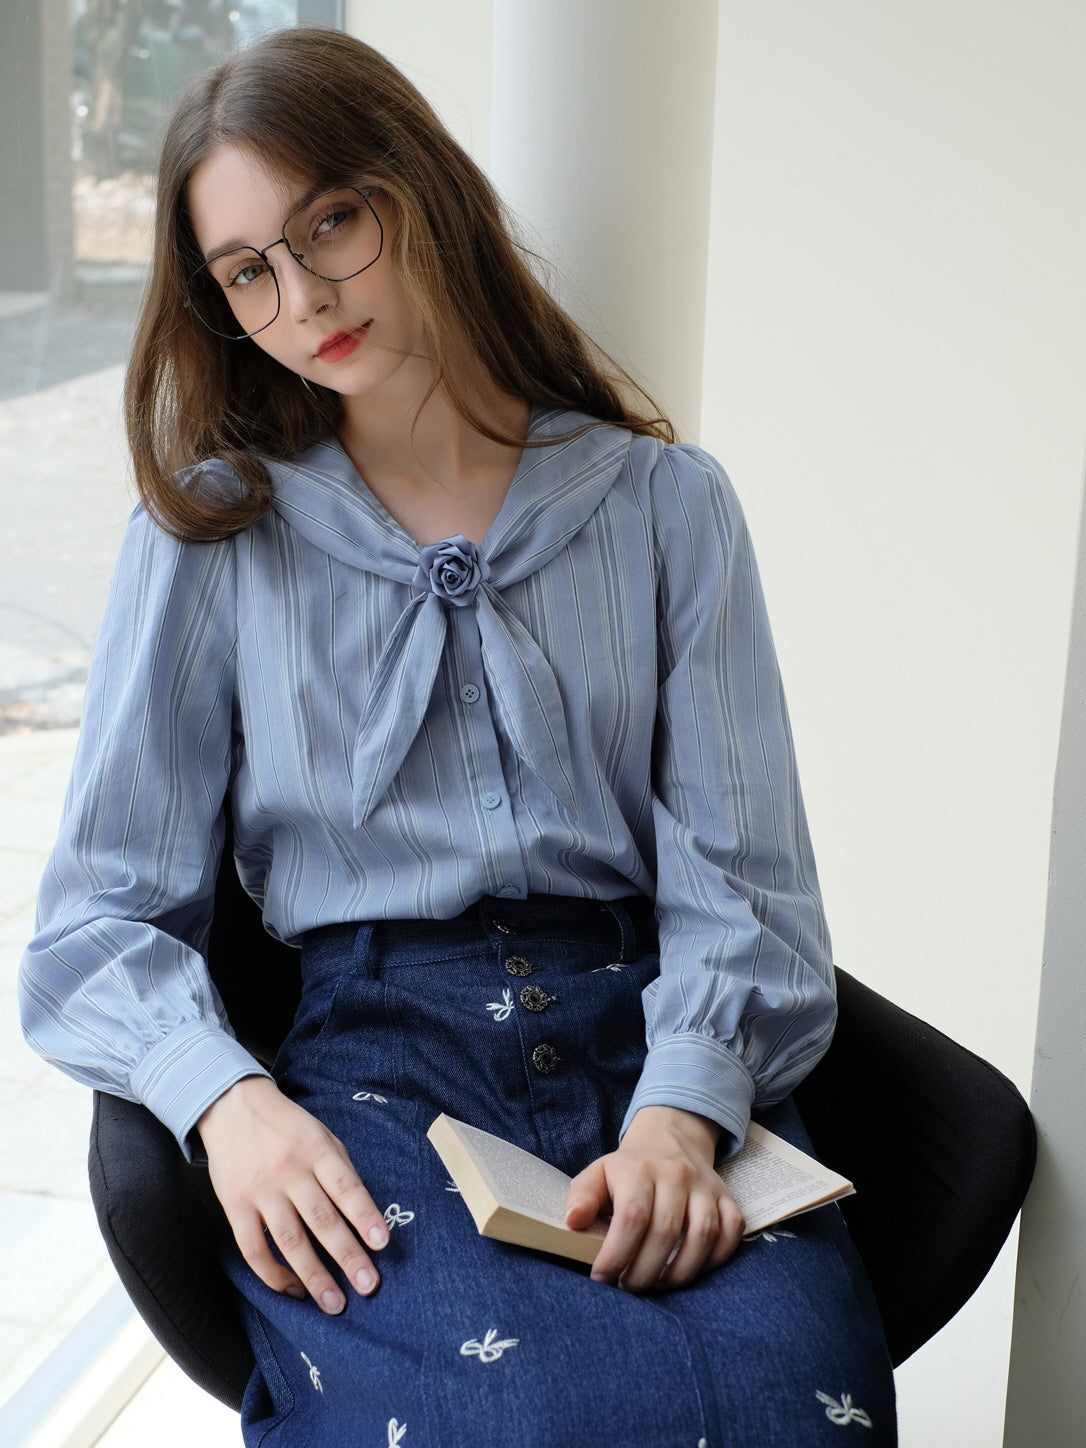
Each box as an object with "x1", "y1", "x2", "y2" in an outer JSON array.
[{"x1": 0, "y1": 1, "x2": 298, "y2": 1423}]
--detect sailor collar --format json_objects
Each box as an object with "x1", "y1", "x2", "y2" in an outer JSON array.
[{"x1": 263, "y1": 409, "x2": 646, "y2": 826}]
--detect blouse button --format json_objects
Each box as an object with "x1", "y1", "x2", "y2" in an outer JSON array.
[
  {"x1": 481, "y1": 791, "x2": 502, "y2": 810},
  {"x1": 531, "y1": 1043, "x2": 561, "y2": 1075},
  {"x1": 519, "y1": 985, "x2": 551, "y2": 1013},
  {"x1": 496, "y1": 883, "x2": 520, "y2": 899},
  {"x1": 505, "y1": 956, "x2": 534, "y2": 977},
  {"x1": 459, "y1": 682, "x2": 481, "y2": 704}
]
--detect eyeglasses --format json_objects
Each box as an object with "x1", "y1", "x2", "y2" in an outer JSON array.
[{"x1": 184, "y1": 186, "x2": 384, "y2": 340}]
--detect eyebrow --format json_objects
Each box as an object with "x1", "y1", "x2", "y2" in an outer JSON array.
[{"x1": 200, "y1": 182, "x2": 336, "y2": 264}]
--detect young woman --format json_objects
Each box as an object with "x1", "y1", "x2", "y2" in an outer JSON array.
[{"x1": 20, "y1": 27, "x2": 896, "y2": 1446}]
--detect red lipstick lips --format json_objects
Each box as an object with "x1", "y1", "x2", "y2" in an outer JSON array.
[{"x1": 315, "y1": 324, "x2": 368, "y2": 362}]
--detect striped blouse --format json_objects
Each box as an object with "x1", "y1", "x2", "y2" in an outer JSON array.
[{"x1": 19, "y1": 408, "x2": 835, "y2": 1158}]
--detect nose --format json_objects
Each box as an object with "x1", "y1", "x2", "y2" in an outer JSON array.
[{"x1": 277, "y1": 249, "x2": 337, "y2": 322}]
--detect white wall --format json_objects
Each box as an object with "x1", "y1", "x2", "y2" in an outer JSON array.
[
  {"x1": 703, "y1": 3, "x2": 1086, "y2": 1443},
  {"x1": 704, "y1": 0, "x2": 1086, "y2": 1074}
]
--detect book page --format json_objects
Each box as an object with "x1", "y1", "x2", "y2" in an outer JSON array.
[
  {"x1": 442, "y1": 1116, "x2": 605, "y2": 1234},
  {"x1": 720, "y1": 1122, "x2": 853, "y2": 1232},
  {"x1": 430, "y1": 1114, "x2": 850, "y2": 1255}
]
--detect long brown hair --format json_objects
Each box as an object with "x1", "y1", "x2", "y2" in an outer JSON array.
[{"x1": 126, "y1": 27, "x2": 673, "y2": 542}]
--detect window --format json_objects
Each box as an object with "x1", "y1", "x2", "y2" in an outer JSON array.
[{"x1": 0, "y1": 0, "x2": 338, "y2": 1418}]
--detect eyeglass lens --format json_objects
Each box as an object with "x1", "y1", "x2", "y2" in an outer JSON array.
[{"x1": 187, "y1": 187, "x2": 382, "y2": 339}]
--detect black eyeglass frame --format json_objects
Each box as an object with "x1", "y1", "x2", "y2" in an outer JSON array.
[{"x1": 184, "y1": 185, "x2": 384, "y2": 341}]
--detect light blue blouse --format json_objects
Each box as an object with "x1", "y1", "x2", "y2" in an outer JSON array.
[{"x1": 19, "y1": 409, "x2": 835, "y2": 1158}]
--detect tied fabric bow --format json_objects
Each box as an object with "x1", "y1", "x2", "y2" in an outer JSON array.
[{"x1": 351, "y1": 554, "x2": 577, "y2": 825}]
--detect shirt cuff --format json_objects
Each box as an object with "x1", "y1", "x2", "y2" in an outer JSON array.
[
  {"x1": 128, "y1": 1019, "x2": 272, "y2": 1162},
  {"x1": 621, "y1": 1033, "x2": 756, "y2": 1157}
]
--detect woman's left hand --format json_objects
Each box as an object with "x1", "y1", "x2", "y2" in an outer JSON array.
[{"x1": 564, "y1": 1105, "x2": 746, "y2": 1292}]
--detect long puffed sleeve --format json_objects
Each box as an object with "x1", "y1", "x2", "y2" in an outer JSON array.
[
  {"x1": 622, "y1": 444, "x2": 835, "y2": 1152},
  {"x1": 18, "y1": 507, "x2": 269, "y2": 1155}
]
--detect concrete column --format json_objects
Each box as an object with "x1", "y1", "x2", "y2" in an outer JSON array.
[
  {"x1": 490, "y1": 0, "x2": 718, "y2": 442},
  {"x1": 344, "y1": 0, "x2": 494, "y2": 167},
  {"x1": 0, "y1": 0, "x2": 73, "y2": 293},
  {"x1": 1003, "y1": 482, "x2": 1086, "y2": 1446}
]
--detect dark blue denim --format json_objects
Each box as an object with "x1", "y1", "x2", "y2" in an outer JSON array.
[{"x1": 224, "y1": 895, "x2": 897, "y2": 1446}]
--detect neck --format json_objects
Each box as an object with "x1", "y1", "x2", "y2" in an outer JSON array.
[{"x1": 336, "y1": 363, "x2": 531, "y2": 546}]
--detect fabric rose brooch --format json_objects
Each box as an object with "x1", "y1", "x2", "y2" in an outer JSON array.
[{"x1": 412, "y1": 535, "x2": 490, "y2": 608}]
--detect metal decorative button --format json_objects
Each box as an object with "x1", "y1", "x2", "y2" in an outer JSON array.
[
  {"x1": 531, "y1": 1043, "x2": 561, "y2": 1075},
  {"x1": 459, "y1": 682, "x2": 481, "y2": 704},
  {"x1": 504, "y1": 956, "x2": 533, "y2": 977},
  {"x1": 519, "y1": 985, "x2": 551, "y2": 1013},
  {"x1": 492, "y1": 919, "x2": 514, "y2": 934}
]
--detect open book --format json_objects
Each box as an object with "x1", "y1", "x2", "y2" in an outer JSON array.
[{"x1": 427, "y1": 1112, "x2": 854, "y2": 1265}]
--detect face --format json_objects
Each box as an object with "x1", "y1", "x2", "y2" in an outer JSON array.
[{"x1": 185, "y1": 145, "x2": 428, "y2": 405}]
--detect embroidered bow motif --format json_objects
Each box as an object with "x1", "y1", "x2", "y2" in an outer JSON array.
[
  {"x1": 300, "y1": 1352, "x2": 323, "y2": 1394},
  {"x1": 384, "y1": 1203, "x2": 415, "y2": 1229},
  {"x1": 743, "y1": 1227, "x2": 797, "y2": 1244},
  {"x1": 445, "y1": 1179, "x2": 461, "y2": 1193},
  {"x1": 387, "y1": 1419, "x2": 407, "y2": 1446},
  {"x1": 460, "y1": 1328, "x2": 519, "y2": 1363},
  {"x1": 816, "y1": 1391, "x2": 873, "y2": 1428},
  {"x1": 352, "y1": 1091, "x2": 388, "y2": 1102},
  {"x1": 486, "y1": 988, "x2": 515, "y2": 1021},
  {"x1": 591, "y1": 962, "x2": 627, "y2": 972}
]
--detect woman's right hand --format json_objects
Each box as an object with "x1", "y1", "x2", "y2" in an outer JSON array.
[{"x1": 197, "y1": 1075, "x2": 389, "y2": 1313}]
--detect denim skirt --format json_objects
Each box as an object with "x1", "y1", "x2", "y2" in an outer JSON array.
[{"x1": 224, "y1": 894, "x2": 897, "y2": 1447}]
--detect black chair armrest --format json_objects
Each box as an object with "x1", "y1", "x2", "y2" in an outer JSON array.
[
  {"x1": 795, "y1": 967, "x2": 1036, "y2": 1366},
  {"x1": 88, "y1": 1090, "x2": 253, "y2": 1411},
  {"x1": 86, "y1": 813, "x2": 300, "y2": 1411}
]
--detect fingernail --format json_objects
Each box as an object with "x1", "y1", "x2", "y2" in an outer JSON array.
[
  {"x1": 354, "y1": 1265, "x2": 379, "y2": 1295},
  {"x1": 321, "y1": 1288, "x2": 346, "y2": 1314},
  {"x1": 367, "y1": 1226, "x2": 389, "y2": 1249}
]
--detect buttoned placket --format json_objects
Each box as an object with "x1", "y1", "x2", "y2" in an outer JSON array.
[
  {"x1": 480, "y1": 913, "x2": 565, "y2": 1081},
  {"x1": 445, "y1": 606, "x2": 528, "y2": 900}
]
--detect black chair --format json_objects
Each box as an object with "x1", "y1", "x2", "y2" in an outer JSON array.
[{"x1": 88, "y1": 849, "x2": 1036, "y2": 1410}]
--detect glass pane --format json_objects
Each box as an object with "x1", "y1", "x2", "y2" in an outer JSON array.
[{"x1": 0, "y1": 0, "x2": 300, "y2": 1409}]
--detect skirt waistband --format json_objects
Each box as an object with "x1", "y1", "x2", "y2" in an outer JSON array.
[{"x1": 303, "y1": 893, "x2": 658, "y2": 965}]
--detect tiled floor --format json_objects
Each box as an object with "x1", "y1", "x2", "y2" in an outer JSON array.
[
  {"x1": 0, "y1": 727, "x2": 119, "y2": 1409},
  {"x1": 0, "y1": 365, "x2": 139, "y2": 1424}
]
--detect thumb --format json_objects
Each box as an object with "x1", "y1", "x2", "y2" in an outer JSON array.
[{"x1": 565, "y1": 1157, "x2": 610, "y2": 1229}]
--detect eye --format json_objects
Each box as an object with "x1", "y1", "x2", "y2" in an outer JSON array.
[
  {"x1": 228, "y1": 258, "x2": 271, "y2": 288},
  {"x1": 314, "y1": 206, "x2": 348, "y2": 236},
  {"x1": 310, "y1": 200, "x2": 362, "y2": 243},
  {"x1": 206, "y1": 249, "x2": 272, "y2": 291}
]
